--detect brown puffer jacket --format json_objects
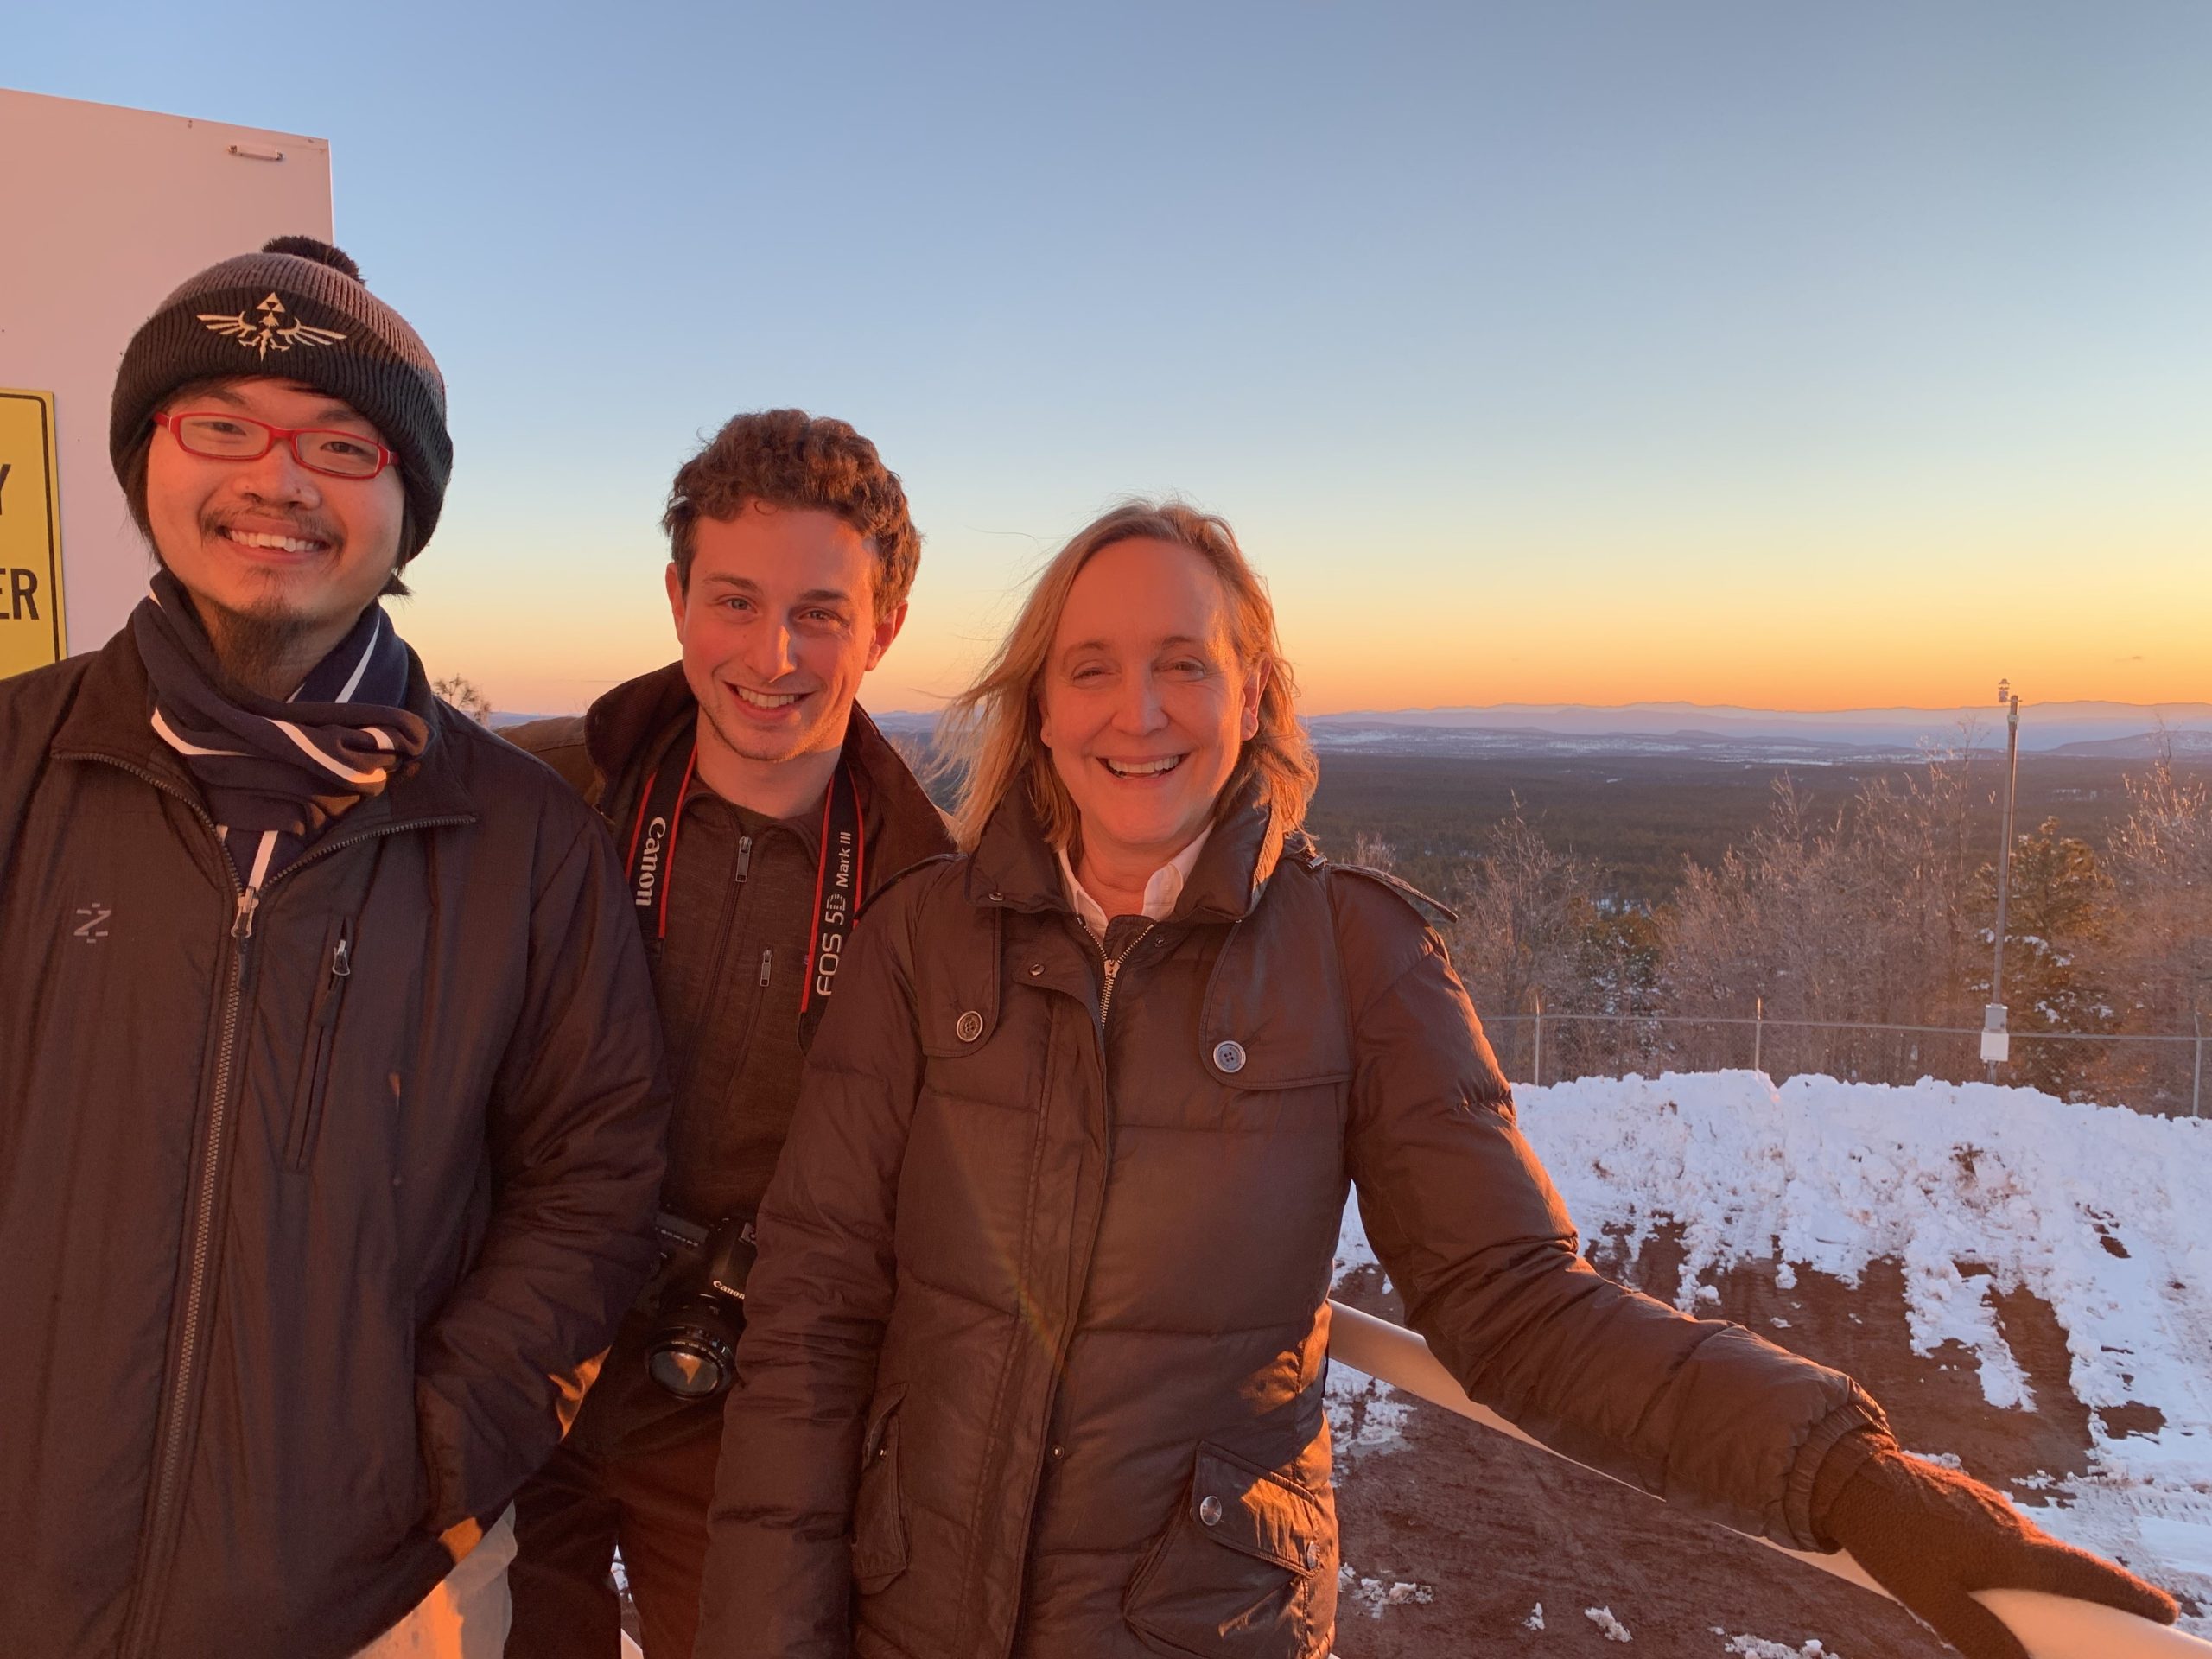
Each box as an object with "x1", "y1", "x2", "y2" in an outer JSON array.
[
  {"x1": 699, "y1": 784, "x2": 1885, "y2": 1659},
  {"x1": 0, "y1": 632, "x2": 669, "y2": 1659}
]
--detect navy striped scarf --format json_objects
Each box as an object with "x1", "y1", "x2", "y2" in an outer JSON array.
[{"x1": 131, "y1": 571, "x2": 429, "y2": 890}]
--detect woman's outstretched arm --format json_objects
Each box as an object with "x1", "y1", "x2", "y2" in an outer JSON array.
[{"x1": 1333, "y1": 870, "x2": 1880, "y2": 1550}]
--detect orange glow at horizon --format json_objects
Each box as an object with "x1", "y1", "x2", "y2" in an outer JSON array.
[
  {"x1": 404, "y1": 517, "x2": 2210, "y2": 720},
  {"x1": 1267, "y1": 596, "x2": 2209, "y2": 714}
]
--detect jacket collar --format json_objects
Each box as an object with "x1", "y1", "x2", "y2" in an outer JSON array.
[
  {"x1": 846, "y1": 703, "x2": 957, "y2": 886},
  {"x1": 582, "y1": 662, "x2": 952, "y2": 890},
  {"x1": 965, "y1": 772, "x2": 1303, "y2": 926},
  {"x1": 582, "y1": 662, "x2": 696, "y2": 785},
  {"x1": 51, "y1": 624, "x2": 478, "y2": 829}
]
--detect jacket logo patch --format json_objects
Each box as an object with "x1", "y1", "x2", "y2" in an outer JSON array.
[
  {"x1": 71, "y1": 903, "x2": 111, "y2": 943},
  {"x1": 196, "y1": 294, "x2": 348, "y2": 359}
]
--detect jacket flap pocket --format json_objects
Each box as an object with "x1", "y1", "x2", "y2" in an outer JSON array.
[
  {"x1": 852, "y1": 1385, "x2": 909, "y2": 1593},
  {"x1": 1188, "y1": 1446, "x2": 1325, "y2": 1575},
  {"x1": 861, "y1": 1383, "x2": 906, "y2": 1461},
  {"x1": 918, "y1": 906, "x2": 1001, "y2": 1058},
  {"x1": 1199, "y1": 876, "x2": 1351, "y2": 1090}
]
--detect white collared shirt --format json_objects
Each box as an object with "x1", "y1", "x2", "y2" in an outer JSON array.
[{"x1": 1058, "y1": 828, "x2": 1212, "y2": 940}]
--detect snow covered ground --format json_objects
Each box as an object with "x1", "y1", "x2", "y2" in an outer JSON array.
[{"x1": 1330, "y1": 1071, "x2": 2212, "y2": 1637}]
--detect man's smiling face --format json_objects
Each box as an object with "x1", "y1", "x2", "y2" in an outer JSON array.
[
  {"x1": 143, "y1": 376, "x2": 405, "y2": 662},
  {"x1": 667, "y1": 499, "x2": 906, "y2": 777}
]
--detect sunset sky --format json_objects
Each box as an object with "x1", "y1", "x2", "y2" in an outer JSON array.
[{"x1": 15, "y1": 3, "x2": 2211, "y2": 715}]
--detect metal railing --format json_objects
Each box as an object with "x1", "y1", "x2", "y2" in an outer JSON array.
[
  {"x1": 1325, "y1": 1300, "x2": 2209, "y2": 1658},
  {"x1": 607, "y1": 1306, "x2": 2209, "y2": 1656},
  {"x1": 1478, "y1": 1007, "x2": 2208, "y2": 1116}
]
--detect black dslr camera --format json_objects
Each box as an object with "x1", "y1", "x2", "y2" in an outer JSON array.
[{"x1": 645, "y1": 1211, "x2": 759, "y2": 1401}]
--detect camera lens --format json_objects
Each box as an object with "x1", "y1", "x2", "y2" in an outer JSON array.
[{"x1": 647, "y1": 1329, "x2": 733, "y2": 1398}]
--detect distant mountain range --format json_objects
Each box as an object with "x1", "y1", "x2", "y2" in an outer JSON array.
[
  {"x1": 2049, "y1": 728, "x2": 2212, "y2": 760},
  {"x1": 1293, "y1": 702, "x2": 2212, "y2": 762},
  {"x1": 1310, "y1": 699, "x2": 2207, "y2": 746},
  {"x1": 503, "y1": 702, "x2": 2212, "y2": 765}
]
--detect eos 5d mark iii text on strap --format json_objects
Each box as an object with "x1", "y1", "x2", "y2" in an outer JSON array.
[
  {"x1": 621, "y1": 736, "x2": 866, "y2": 1400},
  {"x1": 622, "y1": 734, "x2": 862, "y2": 1052}
]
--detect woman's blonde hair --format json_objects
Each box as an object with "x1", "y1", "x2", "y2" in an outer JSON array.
[{"x1": 940, "y1": 499, "x2": 1318, "y2": 851}]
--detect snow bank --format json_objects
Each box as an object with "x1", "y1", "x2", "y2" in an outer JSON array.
[
  {"x1": 1330, "y1": 1071, "x2": 2212, "y2": 1614},
  {"x1": 1514, "y1": 1072, "x2": 2212, "y2": 1496}
]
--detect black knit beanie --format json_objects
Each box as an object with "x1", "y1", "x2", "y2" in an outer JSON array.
[{"x1": 110, "y1": 235, "x2": 452, "y2": 561}]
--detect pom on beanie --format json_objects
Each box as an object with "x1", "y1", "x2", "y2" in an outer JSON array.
[{"x1": 259, "y1": 235, "x2": 364, "y2": 283}]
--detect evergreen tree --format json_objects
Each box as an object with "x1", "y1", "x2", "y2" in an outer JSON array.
[{"x1": 1975, "y1": 817, "x2": 2113, "y2": 1098}]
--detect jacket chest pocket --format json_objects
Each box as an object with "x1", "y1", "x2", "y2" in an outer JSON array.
[
  {"x1": 1196, "y1": 899, "x2": 1353, "y2": 1106},
  {"x1": 1123, "y1": 1443, "x2": 1332, "y2": 1659},
  {"x1": 276, "y1": 894, "x2": 427, "y2": 1179},
  {"x1": 283, "y1": 918, "x2": 354, "y2": 1172}
]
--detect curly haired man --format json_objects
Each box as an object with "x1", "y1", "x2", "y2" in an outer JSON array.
[{"x1": 503, "y1": 411, "x2": 952, "y2": 1656}]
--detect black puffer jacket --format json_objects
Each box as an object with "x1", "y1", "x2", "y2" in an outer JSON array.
[
  {"x1": 0, "y1": 632, "x2": 669, "y2": 1659},
  {"x1": 699, "y1": 784, "x2": 1884, "y2": 1659},
  {"x1": 506, "y1": 665, "x2": 954, "y2": 1454}
]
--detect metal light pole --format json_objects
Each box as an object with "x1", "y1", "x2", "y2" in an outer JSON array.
[
  {"x1": 1983, "y1": 682, "x2": 2021, "y2": 1084},
  {"x1": 1531, "y1": 987, "x2": 1545, "y2": 1089},
  {"x1": 2194, "y1": 1006, "x2": 2203, "y2": 1119}
]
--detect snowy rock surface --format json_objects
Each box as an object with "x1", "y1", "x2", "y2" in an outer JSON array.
[
  {"x1": 1516, "y1": 1071, "x2": 2211, "y2": 1472},
  {"x1": 1330, "y1": 1071, "x2": 2212, "y2": 1630}
]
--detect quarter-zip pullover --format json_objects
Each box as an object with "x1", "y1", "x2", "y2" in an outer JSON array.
[{"x1": 652, "y1": 784, "x2": 827, "y2": 1226}]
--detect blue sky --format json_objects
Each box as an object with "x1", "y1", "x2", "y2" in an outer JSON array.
[{"x1": 13, "y1": 2, "x2": 2212, "y2": 713}]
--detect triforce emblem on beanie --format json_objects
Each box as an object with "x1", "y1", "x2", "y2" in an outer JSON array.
[{"x1": 195, "y1": 293, "x2": 349, "y2": 359}]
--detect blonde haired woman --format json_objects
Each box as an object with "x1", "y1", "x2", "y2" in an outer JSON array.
[{"x1": 698, "y1": 502, "x2": 2173, "y2": 1659}]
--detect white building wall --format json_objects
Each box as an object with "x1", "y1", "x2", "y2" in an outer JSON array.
[{"x1": 0, "y1": 89, "x2": 334, "y2": 658}]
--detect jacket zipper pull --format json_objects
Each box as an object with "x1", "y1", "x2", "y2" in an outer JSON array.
[
  {"x1": 231, "y1": 829, "x2": 279, "y2": 943},
  {"x1": 759, "y1": 947, "x2": 772, "y2": 987},
  {"x1": 734, "y1": 835, "x2": 753, "y2": 882},
  {"x1": 315, "y1": 931, "x2": 352, "y2": 1032},
  {"x1": 1096, "y1": 920, "x2": 1154, "y2": 1024}
]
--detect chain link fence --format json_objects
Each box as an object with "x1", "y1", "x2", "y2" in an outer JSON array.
[{"x1": 1479, "y1": 1008, "x2": 2208, "y2": 1117}]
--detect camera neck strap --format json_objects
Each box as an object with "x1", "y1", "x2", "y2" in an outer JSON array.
[{"x1": 624, "y1": 730, "x2": 864, "y2": 1048}]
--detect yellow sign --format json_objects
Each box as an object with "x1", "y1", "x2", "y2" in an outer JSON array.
[{"x1": 0, "y1": 389, "x2": 67, "y2": 677}]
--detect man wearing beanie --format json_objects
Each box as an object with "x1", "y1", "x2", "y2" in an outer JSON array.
[
  {"x1": 499, "y1": 411, "x2": 951, "y2": 1657},
  {"x1": 0, "y1": 238, "x2": 671, "y2": 1658}
]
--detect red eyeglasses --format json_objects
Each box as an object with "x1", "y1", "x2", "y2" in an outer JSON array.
[{"x1": 154, "y1": 410, "x2": 398, "y2": 480}]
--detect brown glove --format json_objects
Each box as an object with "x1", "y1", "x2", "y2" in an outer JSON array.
[{"x1": 1813, "y1": 1433, "x2": 2179, "y2": 1659}]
